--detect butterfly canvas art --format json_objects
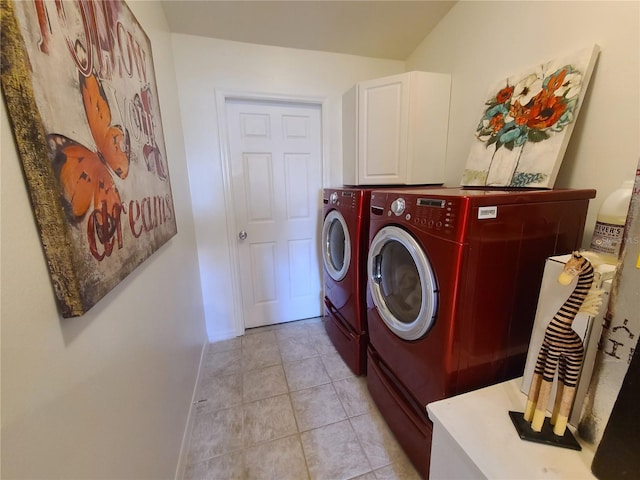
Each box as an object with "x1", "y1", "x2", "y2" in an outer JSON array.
[{"x1": 1, "y1": 0, "x2": 177, "y2": 317}]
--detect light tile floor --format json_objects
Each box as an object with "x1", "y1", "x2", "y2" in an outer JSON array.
[{"x1": 184, "y1": 317, "x2": 422, "y2": 480}]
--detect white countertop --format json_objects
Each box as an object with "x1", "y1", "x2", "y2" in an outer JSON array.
[{"x1": 427, "y1": 378, "x2": 596, "y2": 479}]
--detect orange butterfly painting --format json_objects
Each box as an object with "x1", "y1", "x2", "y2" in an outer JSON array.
[
  {"x1": 2, "y1": 0, "x2": 177, "y2": 317},
  {"x1": 48, "y1": 72, "x2": 130, "y2": 238}
]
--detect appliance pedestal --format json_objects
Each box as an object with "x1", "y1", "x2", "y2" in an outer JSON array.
[
  {"x1": 324, "y1": 299, "x2": 366, "y2": 375},
  {"x1": 367, "y1": 347, "x2": 432, "y2": 478}
]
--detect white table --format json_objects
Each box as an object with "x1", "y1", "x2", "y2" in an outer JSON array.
[{"x1": 427, "y1": 378, "x2": 596, "y2": 479}]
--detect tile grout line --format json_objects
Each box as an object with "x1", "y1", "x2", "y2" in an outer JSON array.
[
  {"x1": 276, "y1": 322, "x2": 315, "y2": 480},
  {"x1": 185, "y1": 318, "x2": 418, "y2": 479}
]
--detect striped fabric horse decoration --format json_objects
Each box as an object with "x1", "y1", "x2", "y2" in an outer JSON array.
[{"x1": 524, "y1": 251, "x2": 601, "y2": 436}]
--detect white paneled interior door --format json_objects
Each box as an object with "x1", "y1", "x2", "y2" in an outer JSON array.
[{"x1": 226, "y1": 98, "x2": 323, "y2": 329}]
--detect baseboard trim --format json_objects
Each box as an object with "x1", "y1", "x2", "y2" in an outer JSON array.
[{"x1": 174, "y1": 340, "x2": 208, "y2": 480}]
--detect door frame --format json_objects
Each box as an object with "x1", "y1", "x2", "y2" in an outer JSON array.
[{"x1": 215, "y1": 89, "x2": 330, "y2": 336}]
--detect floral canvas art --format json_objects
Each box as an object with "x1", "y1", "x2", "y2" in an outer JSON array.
[{"x1": 461, "y1": 45, "x2": 599, "y2": 188}]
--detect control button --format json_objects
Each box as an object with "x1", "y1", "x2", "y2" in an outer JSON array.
[
  {"x1": 405, "y1": 214, "x2": 411, "y2": 221},
  {"x1": 330, "y1": 192, "x2": 338, "y2": 204}
]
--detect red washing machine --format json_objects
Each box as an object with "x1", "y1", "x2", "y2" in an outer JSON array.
[
  {"x1": 365, "y1": 187, "x2": 595, "y2": 478},
  {"x1": 322, "y1": 188, "x2": 372, "y2": 375}
]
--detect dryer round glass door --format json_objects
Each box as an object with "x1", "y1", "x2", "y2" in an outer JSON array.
[
  {"x1": 322, "y1": 210, "x2": 351, "y2": 281},
  {"x1": 368, "y1": 226, "x2": 438, "y2": 340}
]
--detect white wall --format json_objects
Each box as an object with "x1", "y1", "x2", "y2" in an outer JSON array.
[
  {"x1": 170, "y1": 34, "x2": 404, "y2": 341},
  {"x1": 0, "y1": 2, "x2": 206, "y2": 479},
  {"x1": 406, "y1": 1, "x2": 639, "y2": 245}
]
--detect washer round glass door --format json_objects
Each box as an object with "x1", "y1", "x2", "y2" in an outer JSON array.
[
  {"x1": 368, "y1": 226, "x2": 438, "y2": 340},
  {"x1": 322, "y1": 210, "x2": 351, "y2": 281}
]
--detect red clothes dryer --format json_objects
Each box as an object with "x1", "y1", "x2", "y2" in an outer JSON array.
[
  {"x1": 365, "y1": 187, "x2": 595, "y2": 478},
  {"x1": 322, "y1": 188, "x2": 372, "y2": 375}
]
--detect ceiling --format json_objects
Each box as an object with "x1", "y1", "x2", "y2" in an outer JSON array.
[{"x1": 161, "y1": 1, "x2": 456, "y2": 60}]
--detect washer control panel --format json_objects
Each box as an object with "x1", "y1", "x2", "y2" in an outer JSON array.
[
  {"x1": 379, "y1": 194, "x2": 463, "y2": 238},
  {"x1": 324, "y1": 190, "x2": 358, "y2": 213},
  {"x1": 414, "y1": 197, "x2": 458, "y2": 233}
]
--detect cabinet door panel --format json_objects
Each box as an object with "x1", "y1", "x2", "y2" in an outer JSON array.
[
  {"x1": 358, "y1": 74, "x2": 409, "y2": 184},
  {"x1": 342, "y1": 71, "x2": 450, "y2": 186}
]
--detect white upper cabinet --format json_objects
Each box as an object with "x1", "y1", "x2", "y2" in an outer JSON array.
[{"x1": 342, "y1": 71, "x2": 451, "y2": 186}]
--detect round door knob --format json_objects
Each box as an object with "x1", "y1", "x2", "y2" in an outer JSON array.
[{"x1": 239, "y1": 231, "x2": 247, "y2": 240}]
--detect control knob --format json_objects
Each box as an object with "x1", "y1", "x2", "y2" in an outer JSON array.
[{"x1": 391, "y1": 198, "x2": 406, "y2": 216}]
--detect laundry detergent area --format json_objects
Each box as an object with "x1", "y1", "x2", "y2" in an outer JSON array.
[{"x1": 321, "y1": 66, "x2": 638, "y2": 479}]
